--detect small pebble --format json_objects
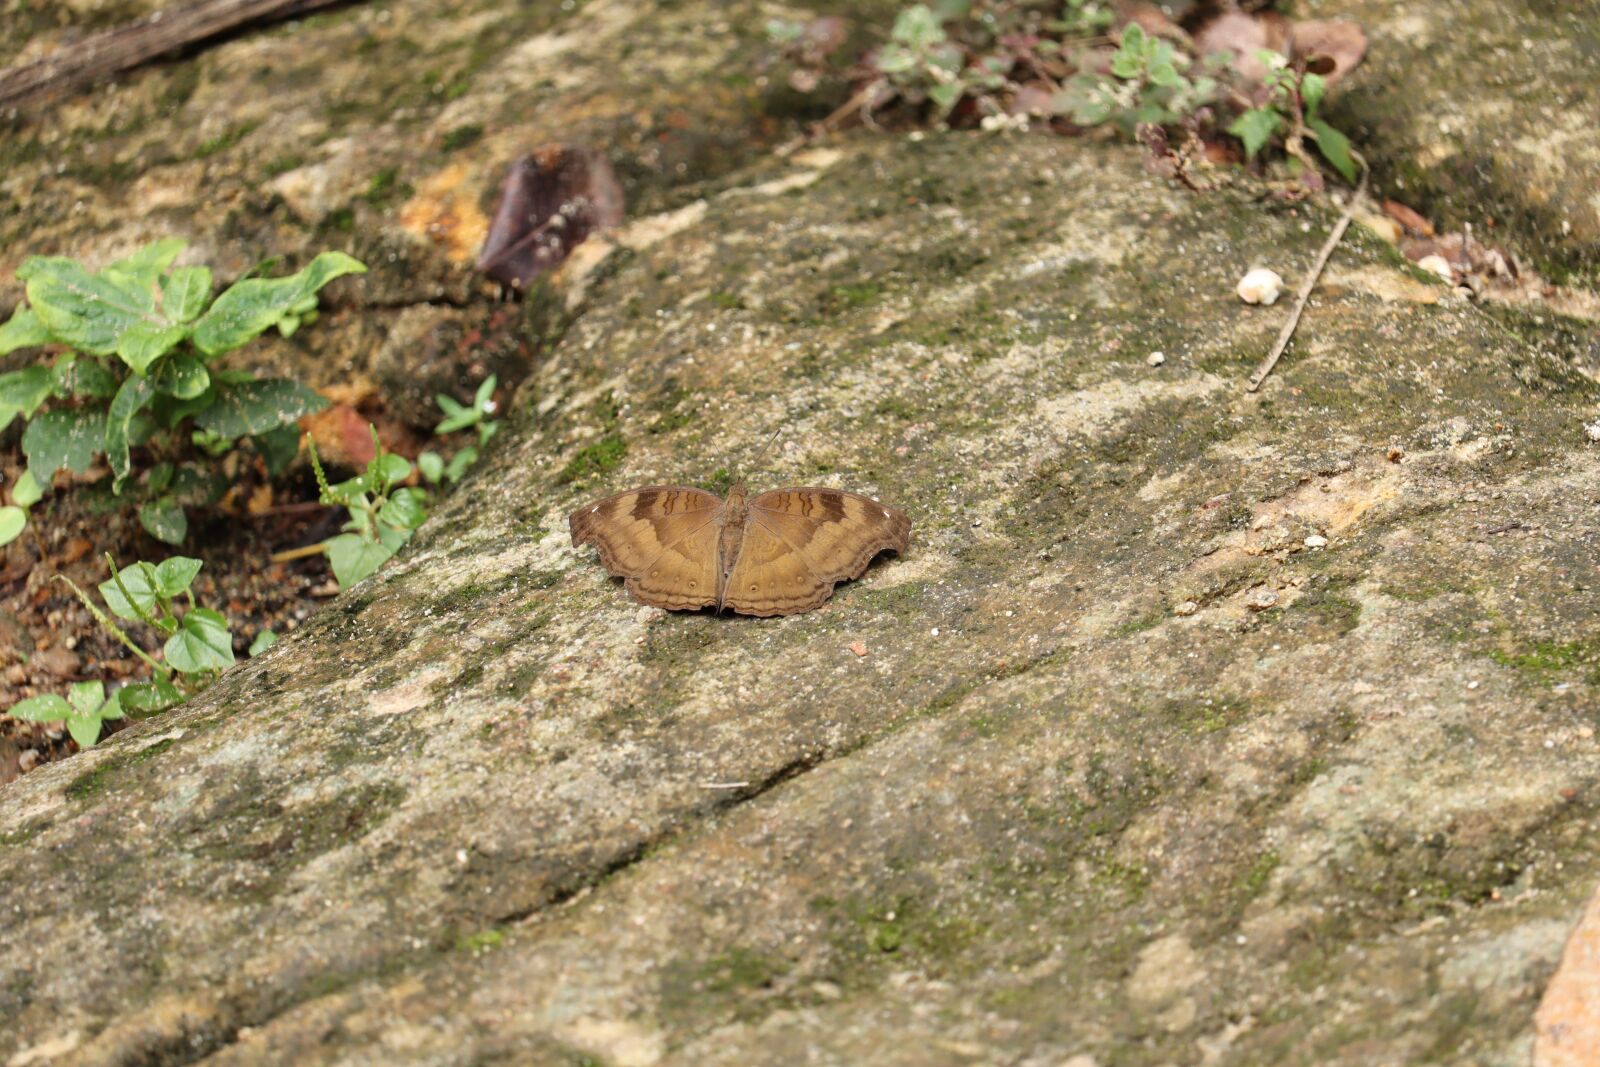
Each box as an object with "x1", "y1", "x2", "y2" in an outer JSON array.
[
  {"x1": 1146, "y1": 351, "x2": 1166, "y2": 367},
  {"x1": 1585, "y1": 420, "x2": 1600, "y2": 443},
  {"x1": 1467, "y1": 680, "x2": 1479, "y2": 690},
  {"x1": 1236, "y1": 268, "x2": 1284, "y2": 306},
  {"x1": 1247, "y1": 588, "x2": 1279, "y2": 612},
  {"x1": 930, "y1": 627, "x2": 940, "y2": 636},
  {"x1": 1304, "y1": 534, "x2": 1328, "y2": 549},
  {"x1": 848, "y1": 641, "x2": 867, "y2": 658},
  {"x1": 1416, "y1": 254, "x2": 1454, "y2": 282},
  {"x1": 1174, "y1": 601, "x2": 1198, "y2": 617}
]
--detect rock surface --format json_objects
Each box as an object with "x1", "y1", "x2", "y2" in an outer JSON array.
[
  {"x1": 1317, "y1": 0, "x2": 1600, "y2": 283},
  {"x1": 3, "y1": 2, "x2": 1600, "y2": 1065}
]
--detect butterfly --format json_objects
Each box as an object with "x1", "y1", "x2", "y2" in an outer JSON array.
[{"x1": 570, "y1": 482, "x2": 911, "y2": 616}]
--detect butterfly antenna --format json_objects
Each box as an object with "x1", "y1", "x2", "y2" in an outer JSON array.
[{"x1": 745, "y1": 427, "x2": 782, "y2": 480}]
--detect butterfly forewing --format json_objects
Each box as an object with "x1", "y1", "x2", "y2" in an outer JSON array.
[{"x1": 569, "y1": 486, "x2": 723, "y2": 610}]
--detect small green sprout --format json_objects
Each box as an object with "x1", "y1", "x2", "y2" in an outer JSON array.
[
  {"x1": 308, "y1": 427, "x2": 429, "y2": 587},
  {"x1": 419, "y1": 375, "x2": 500, "y2": 487},
  {"x1": 7, "y1": 681, "x2": 126, "y2": 749}
]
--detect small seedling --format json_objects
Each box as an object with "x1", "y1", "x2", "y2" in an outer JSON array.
[
  {"x1": 307, "y1": 427, "x2": 428, "y2": 587},
  {"x1": 0, "y1": 239, "x2": 364, "y2": 544},
  {"x1": 4, "y1": 554, "x2": 274, "y2": 742},
  {"x1": 7, "y1": 681, "x2": 125, "y2": 749},
  {"x1": 0, "y1": 470, "x2": 43, "y2": 547},
  {"x1": 419, "y1": 375, "x2": 500, "y2": 487}
]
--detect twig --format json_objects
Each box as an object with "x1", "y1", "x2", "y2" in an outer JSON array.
[
  {"x1": 1245, "y1": 158, "x2": 1370, "y2": 392},
  {"x1": 0, "y1": 0, "x2": 352, "y2": 110},
  {"x1": 270, "y1": 541, "x2": 329, "y2": 563},
  {"x1": 775, "y1": 81, "x2": 880, "y2": 158}
]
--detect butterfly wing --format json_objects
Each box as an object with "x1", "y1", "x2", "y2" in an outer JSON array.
[
  {"x1": 723, "y1": 488, "x2": 911, "y2": 617},
  {"x1": 569, "y1": 486, "x2": 723, "y2": 611}
]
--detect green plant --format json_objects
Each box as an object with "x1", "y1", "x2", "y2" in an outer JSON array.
[
  {"x1": 0, "y1": 470, "x2": 43, "y2": 546},
  {"x1": 769, "y1": 2, "x2": 1361, "y2": 188},
  {"x1": 418, "y1": 374, "x2": 500, "y2": 487},
  {"x1": 0, "y1": 239, "x2": 365, "y2": 544},
  {"x1": 7, "y1": 554, "x2": 274, "y2": 741},
  {"x1": 8, "y1": 681, "x2": 126, "y2": 749},
  {"x1": 1228, "y1": 51, "x2": 1356, "y2": 181},
  {"x1": 1055, "y1": 22, "x2": 1219, "y2": 131},
  {"x1": 308, "y1": 428, "x2": 428, "y2": 587}
]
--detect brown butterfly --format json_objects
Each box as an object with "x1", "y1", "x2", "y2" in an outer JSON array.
[{"x1": 570, "y1": 482, "x2": 911, "y2": 616}]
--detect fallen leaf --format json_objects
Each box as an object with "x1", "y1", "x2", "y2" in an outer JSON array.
[
  {"x1": 477, "y1": 144, "x2": 625, "y2": 292},
  {"x1": 1383, "y1": 199, "x2": 1434, "y2": 236},
  {"x1": 1290, "y1": 20, "x2": 1367, "y2": 86}
]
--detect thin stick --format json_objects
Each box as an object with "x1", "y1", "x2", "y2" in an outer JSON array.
[
  {"x1": 270, "y1": 541, "x2": 329, "y2": 563},
  {"x1": 774, "y1": 81, "x2": 879, "y2": 158},
  {"x1": 0, "y1": 0, "x2": 350, "y2": 110},
  {"x1": 1246, "y1": 162, "x2": 1370, "y2": 392}
]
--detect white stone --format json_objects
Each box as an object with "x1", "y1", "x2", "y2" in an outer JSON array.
[
  {"x1": 1236, "y1": 268, "x2": 1284, "y2": 305},
  {"x1": 1146, "y1": 351, "x2": 1166, "y2": 366},
  {"x1": 1304, "y1": 534, "x2": 1329, "y2": 549},
  {"x1": 1416, "y1": 254, "x2": 1455, "y2": 282}
]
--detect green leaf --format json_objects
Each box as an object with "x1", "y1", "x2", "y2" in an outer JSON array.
[
  {"x1": 120, "y1": 677, "x2": 183, "y2": 717},
  {"x1": 116, "y1": 321, "x2": 187, "y2": 375},
  {"x1": 160, "y1": 265, "x2": 212, "y2": 323},
  {"x1": 927, "y1": 81, "x2": 964, "y2": 113},
  {"x1": 445, "y1": 445, "x2": 478, "y2": 483},
  {"x1": 190, "y1": 252, "x2": 366, "y2": 357},
  {"x1": 0, "y1": 506, "x2": 24, "y2": 546},
  {"x1": 1228, "y1": 106, "x2": 1283, "y2": 159},
  {"x1": 377, "y1": 487, "x2": 427, "y2": 531},
  {"x1": 23, "y1": 408, "x2": 103, "y2": 483},
  {"x1": 65, "y1": 714, "x2": 103, "y2": 749},
  {"x1": 417, "y1": 450, "x2": 444, "y2": 484},
  {"x1": 891, "y1": 4, "x2": 945, "y2": 49},
  {"x1": 54, "y1": 356, "x2": 119, "y2": 399},
  {"x1": 473, "y1": 374, "x2": 497, "y2": 412},
  {"x1": 434, "y1": 393, "x2": 477, "y2": 434},
  {"x1": 19, "y1": 255, "x2": 160, "y2": 358},
  {"x1": 373, "y1": 452, "x2": 411, "y2": 489},
  {"x1": 99, "y1": 561, "x2": 161, "y2": 621},
  {"x1": 11, "y1": 470, "x2": 43, "y2": 508},
  {"x1": 248, "y1": 630, "x2": 278, "y2": 656},
  {"x1": 106, "y1": 375, "x2": 156, "y2": 492},
  {"x1": 1307, "y1": 116, "x2": 1358, "y2": 182},
  {"x1": 68, "y1": 680, "x2": 105, "y2": 717},
  {"x1": 153, "y1": 556, "x2": 202, "y2": 596},
  {"x1": 0, "y1": 306, "x2": 53, "y2": 354},
  {"x1": 163, "y1": 607, "x2": 235, "y2": 673},
  {"x1": 139, "y1": 498, "x2": 188, "y2": 544},
  {"x1": 193, "y1": 378, "x2": 327, "y2": 438},
  {"x1": 103, "y1": 239, "x2": 185, "y2": 289},
  {"x1": 875, "y1": 43, "x2": 917, "y2": 74},
  {"x1": 1300, "y1": 72, "x2": 1327, "y2": 115},
  {"x1": 0, "y1": 365, "x2": 55, "y2": 431},
  {"x1": 151, "y1": 353, "x2": 211, "y2": 399},
  {"x1": 147, "y1": 462, "x2": 174, "y2": 494},
  {"x1": 326, "y1": 533, "x2": 394, "y2": 587},
  {"x1": 99, "y1": 689, "x2": 125, "y2": 721},
  {"x1": 6, "y1": 693, "x2": 71, "y2": 721},
  {"x1": 251, "y1": 424, "x2": 302, "y2": 476}
]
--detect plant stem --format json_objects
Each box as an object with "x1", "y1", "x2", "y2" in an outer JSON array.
[{"x1": 270, "y1": 541, "x2": 329, "y2": 563}]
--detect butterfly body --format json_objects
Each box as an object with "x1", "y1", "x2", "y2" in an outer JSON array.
[{"x1": 570, "y1": 482, "x2": 910, "y2": 617}]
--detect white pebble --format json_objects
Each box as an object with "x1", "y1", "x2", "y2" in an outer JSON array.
[
  {"x1": 1174, "y1": 600, "x2": 1198, "y2": 617},
  {"x1": 1416, "y1": 254, "x2": 1454, "y2": 282},
  {"x1": 930, "y1": 627, "x2": 940, "y2": 636},
  {"x1": 1146, "y1": 351, "x2": 1166, "y2": 367},
  {"x1": 1236, "y1": 268, "x2": 1284, "y2": 305},
  {"x1": 1585, "y1": 420, "x2": 1600, "y2": 442},
  {"x1": 1304, "y1": 534, "x2": 1328, "y2": 549}
]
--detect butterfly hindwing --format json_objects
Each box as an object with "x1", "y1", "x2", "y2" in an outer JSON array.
[{"x1": 569, "y1": 486, "x2": 722, "y2": 611}]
